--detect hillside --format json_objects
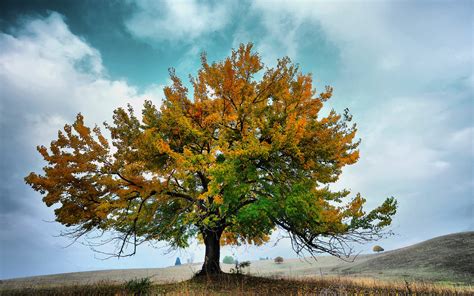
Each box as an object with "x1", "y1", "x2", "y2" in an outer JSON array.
[
  {"x1": 1, "y1": 231, "x2": 472, "y2": 291},
  {"x1": 340, "y1": 231, "x2": 474, "y2": 283}
]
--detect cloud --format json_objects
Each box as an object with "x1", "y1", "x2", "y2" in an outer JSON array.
[
  {"x1": 0, "y1": 12, "x2": 163, "y2": 140},
  {"x1": 330, "y1": 92, "x2": 474, "y2": 249},
  {"x1": 126, "y1": 0, "x2": 232, "y2": 42},
  {"x1": 250, "y1": 0, "x2": 473, "y2": 94},
  {"x1": 0, "y1": 12, "x2": 164, "y2": 278}
]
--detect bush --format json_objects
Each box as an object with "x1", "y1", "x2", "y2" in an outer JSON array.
[
  {"x1": 223, "y1": 255, "x2": 235, "y2": 264},
  {"x1": 125, "y1": 277, "x2": 152, "y2": 295},
  {"x1": 373, "y1": 245, "x2": 384, "y2": 253},
  {"x1": 274, "y1": 256, "x2": 284, "y2": 264},
  {"x1": 230, "y1": 261, "x2": 251, "y2": 275}
]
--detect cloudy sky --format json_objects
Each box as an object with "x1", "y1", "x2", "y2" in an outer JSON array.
[{"x1": 0, "y1": 0, "x2": 472, "y2": 279}]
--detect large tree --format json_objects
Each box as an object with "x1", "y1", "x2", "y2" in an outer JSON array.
[{"x1": 25, "y1": 44, "x2": 396, "y2": 275}]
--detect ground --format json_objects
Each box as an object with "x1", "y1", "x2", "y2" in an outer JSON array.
[{"x1": 1, "y1": 232, "x2": 473, "y2": 295}]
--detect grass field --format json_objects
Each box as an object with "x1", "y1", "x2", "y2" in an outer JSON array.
[
  {"x1": 1, "y1": 232, "x2": 473, "y2": 295},
  {"x1": 1, "y1": 274, "x2": 473, "y2": 295}
]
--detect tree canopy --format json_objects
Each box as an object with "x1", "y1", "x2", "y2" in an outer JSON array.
[{"x1": 25, "y1": 43, "x2": 396, "y2": 275}]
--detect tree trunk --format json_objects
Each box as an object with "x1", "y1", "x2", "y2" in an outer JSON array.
[{"x1": 197, "y1": 228, "x2": 223, "y2": 276}]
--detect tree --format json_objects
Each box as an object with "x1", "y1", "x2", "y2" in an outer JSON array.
[
  {"x1": 175, "y1": 257, "x2": 181, "y2": 266},
  {"x1": 223, "y1": 255, "x2": 235, "y2": 264},
  {"x1": 25, "y1": 43, "x2": 397, "y2": 276},
  {"x1": 373, "y1": 245, "x2": 384, "y2": 253},
  {"x1": 274, "y1": 256, "x2": 284, "y2": 264}
]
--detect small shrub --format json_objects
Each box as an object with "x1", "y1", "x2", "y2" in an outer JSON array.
[
  {"x1": 373, "y1": 245, "x2": 384, "y2": 253},
  {"x1": 230, "y1": 260, "x2": 251, "y2": 274},
  {"x1": 125, "y1": 277, "x2": 152, "y2": 295},
  {"x1": 223, "y1": 255, "x2": 235, "y2": 264},
  {"x1": 274, "y1": 256, "x2": 284, "y2": 264}
]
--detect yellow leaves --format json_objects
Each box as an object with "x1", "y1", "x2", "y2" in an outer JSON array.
[
  {"x1": 220, "y1": 231, "x2": 238, "y2": 245},
  {"x1": 319, "y1": 86, "x2": 333, "y2": 102},
  {"x1": 213, "y1": 194, "x2": 223, "y2": 205},
  {"x1": 155, "y1": 139, "x2": 172, "y2": 154},
  {"x1": 345, "y1": 193, "x2": 366, "y2": 219},
  {"x1": 220, "y1": 232, "x2": 270, "y2": 246},
  {"x1": 25, "y1": 42, "x2": 374, "y2": 252},
  {"x1": 223, "y1": 58, "x2": 235, "y2": 91},
  {"x1": 342, "y1": 150, "x2": 360, "y2": 165},
  {"x1": 36, "y1": 145, "x2": 49, "y2": 159},
  {"x1": 247, "y1": 234, "x2": 270, "y2": 246},
  {"x1": 197, "y1": 192, "x2": 223, "y2": 206},
  {"x1": 95, "y1": 203, "x2": 111, "y2": 219},
  {"x1": 94, "y1": 126, "x2": 109, "y2": 147},
  {"x1": 202, "y1": 112, "x2": 220, "y2": 126},
  {"x1": 74, "y1": 120, "x2": 90, "y2": 139}
]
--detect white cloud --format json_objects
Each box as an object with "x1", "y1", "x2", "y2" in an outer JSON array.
[
  {"x1": 0, "y1": 12, "x2": 169, "y2": 277},
  {"x1": 250, "y1": 0, "x2": 473, "y2": 93},
  {"x1": 250, "y1": 1, "x2": 473, "y2": 207},
  {"x1": 126, "y1": 0, "x2": 232, "y2": 42},
  {"x1": 0, "y1": 12, "x2": 162, "y2": 144},
  {"x1": 449, "y1": 127, "x2": 474, "y2": 156}
]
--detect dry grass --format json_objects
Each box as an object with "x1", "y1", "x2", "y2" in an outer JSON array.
[
  {"x1": 2, "y1": 232, "x2": 472, "y2": 295},
  {"x1": 1, "y1": 274, "x2": 473, "y2": 295}
]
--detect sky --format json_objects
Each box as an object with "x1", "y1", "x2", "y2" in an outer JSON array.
[{"x1": 0, "y1": 0, "x2": 472, "y2": 279}]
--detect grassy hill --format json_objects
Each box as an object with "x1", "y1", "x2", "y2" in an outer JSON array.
[
  {"x1": 1, "y1": 231, "x2": 473, "y2": 294},
  {"x1": 339, "y1": 231, "x2": 474, "y2": 283}
]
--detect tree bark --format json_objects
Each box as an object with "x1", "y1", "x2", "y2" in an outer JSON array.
[{"x1": 197, "y1": 228, "x2": 223, "y2": 276}]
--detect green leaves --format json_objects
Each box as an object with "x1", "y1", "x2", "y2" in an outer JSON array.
[{"x1": 25, "y1": 43, "x2": 396, "y2": 258}]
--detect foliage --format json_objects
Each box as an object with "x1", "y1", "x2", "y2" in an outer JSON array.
[
  {"x1": 373, "y1": 245, "x2": 384, "y2": 253},
  {"x1": 175, "y1": 257, "x2": 181, "y2": 266},
  {"x1": 124, "y1": 277, "x2": 152, "y2": 295},
  {"x1": 25, "y1": 43, "x2": 397, "y2": 263},
  {"x1": 223, "y1": 255, "x2": 235, "y2": 264},
  {"x1": 274, "y1": 256, "x2": 284, "y2": 264},
  {"x1": 229, "y1": 261, "x2": 251, "y2": 275}
]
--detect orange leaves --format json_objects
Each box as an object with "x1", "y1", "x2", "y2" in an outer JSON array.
[
  {"x1": 155, "y1": 139, "x2": 172, "y2": 154},
  {"x1": 223, "y1": 58, "x2": 235, "y2": 91},
  {"x1": 73, "y1": 113, "x2": 90, "y2": 139},
  {"x1": 220, "y1": 231, "x2": 270, "y2": 246},
  {"x1": 345, "y1": 193, "x2": 366, "y2": 219},
  {"x1": 25, "y1": 43, "x2": 380, "y2": 254},
  {"x1": 220, "y1": 231, "x2": 239, "y2": 245},
  {"x1": 25, "y1": 112, "x2": 119, "y2": 226},
  {"x1": 213, "y1": 194, "x2": 224, "y2": 205}
]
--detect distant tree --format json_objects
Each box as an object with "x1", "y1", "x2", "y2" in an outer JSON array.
[
  {"x1": 25, "y1": 43, "x2": 397, "y2": 276},
  {"x1": 223, "y1": 255, "x2": 235, "y2": 264},
  {"x1": 274, "y1": 256, "x2": 284, "y2": 264},
  {"x1": 373, "y1": 245, "x2": 384, "y2": 253},
  {"x1": 186, "y1": 253, "x2": 195, "y2": 264},
  {"x1": 175, "y1": 257, "x2": 181, "y2": 266}
]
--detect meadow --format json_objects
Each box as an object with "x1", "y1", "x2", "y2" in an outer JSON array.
[{"x1": 1, "y1": 232, "x2": 472, "y2": 295}]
